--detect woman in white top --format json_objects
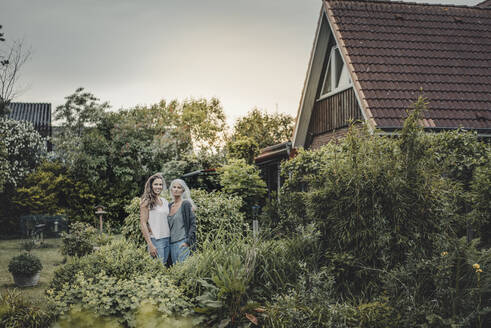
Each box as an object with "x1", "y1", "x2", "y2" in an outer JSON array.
[{"x1": 140, "y1": 173, "x2": 170, "y2": 264}]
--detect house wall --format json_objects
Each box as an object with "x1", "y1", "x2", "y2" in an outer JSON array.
[
  {"x1": 309, "y1": 127, "x2": 350, "y2": 149},
  {"x1": 306, "y1": 87, "x2": 363, "y2": 149}
]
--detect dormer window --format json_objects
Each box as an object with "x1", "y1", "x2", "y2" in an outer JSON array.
[{"x1": 320, "y1": 46, "x2": 352, "y2": 98}]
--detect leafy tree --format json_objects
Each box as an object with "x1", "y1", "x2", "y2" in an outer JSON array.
[
  {"x1": 180, "y1": 97, "x2": 227, "y2": 153},
  {"x1": 13, "y1": 161, "x2": 96, "y2": 221},
  {"x1": 218, "y1": 158, "x2": 266, "y2": 217},
  {"x1": 54, "y1": 87, "x2": 110, "y2": 137},
  {"x1": 227, "y1": 136, "x2": 259, "y2": 164},
  {"x1": 229, "y1": 108, "x2": 294, "y2": 151}
]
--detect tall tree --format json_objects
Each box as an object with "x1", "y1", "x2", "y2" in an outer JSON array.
[
  {"x1": 54, "y1": 87, "x2": 110, "y2": 137},
  {"x1": 230, "y1": 108, "x2": 294, "y2": 151}
]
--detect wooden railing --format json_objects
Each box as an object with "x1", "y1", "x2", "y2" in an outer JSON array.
[{"x1": 309, "y1": 88, "x2": 362, "y2": 135}]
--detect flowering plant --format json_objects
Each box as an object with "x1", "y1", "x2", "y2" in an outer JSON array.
[{"x1": 0, "y1": 118, "x2": 46, "y2": 187}]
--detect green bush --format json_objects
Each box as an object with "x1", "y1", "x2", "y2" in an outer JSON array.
[
  {"x1": 383, "y1": 238, "x2": 491, "y2": 327},
  {"x1": 122, "y1": 190, "x2": 247, "y2": 249},
  {"x1": 53, "y1": 308, "x2": 197, "y2": 328},
  {"x1": 266, "y1": 267, "x2": 399, "y2": 328},
  {"x1": 218, "y1": 158, "x2": 267, "y2": 217},
  {"x1": 49, "y1": 271, "x2": 192, "y2": 327},
  {"x1": 8, "y1": 253, "x2": 42, "y2": 275},
  {"x1": 280, "y1": 100, "x2": 464, "y2": 298},
  {"x1": 170, "y1": 233, "x2": 259, "y2": 327},
  {"x1": 61, "y1": 222, "x2": 98, "y2": 257},
  {"x1": 192, "y1": 189, "x2": 247, "y2": 247},
  {"x1": 470, "y1": 149, "x2": 491, "y2": 247},
  {"x1": 49, "y1": 238, "x2": 164, "y2": 293},
  {"x1": 168, "y1": 225, "x2": 324, "y2": 327},
  {"x1": 48, "y1": 238, "x2": 193, "y2": 326},
  {"x1": 121, "y1": 197, "x2": 144, "y2": 245},
  {"x1": 0, "y1": 289, "x2": 55, "y2": 328}
]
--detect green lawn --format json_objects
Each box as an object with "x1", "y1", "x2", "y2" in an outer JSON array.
[{"x1": 0, "y1": 238, "x2": 64, "y2": 307}]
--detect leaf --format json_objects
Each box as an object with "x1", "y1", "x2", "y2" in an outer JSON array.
[
  {"x1": 245, "y1": 313, "x2": 258, "y2": 325},
  {"x1": 218, "y1": 318, "x2": 231, "y2": 328}
]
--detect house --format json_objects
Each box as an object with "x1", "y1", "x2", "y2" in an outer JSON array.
[
  {"x1": 255, "y1": 141, "x2": 294, "y2": 198},
  {"x1": 7, "y1": 102, "x2": 52, "y2": 150},
  {"x1": 293, "y1": 0, "x2": 491, "y2": 150},
  {"x1": 257, "y1": 0, "x2": 491, "y2": 194}
]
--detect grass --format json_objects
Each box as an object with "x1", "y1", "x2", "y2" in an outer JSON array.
[{"x1": 0, "y1": 237, "x2": 64, "y2": 307}]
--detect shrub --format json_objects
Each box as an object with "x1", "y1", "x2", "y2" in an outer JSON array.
[
  {"x1": 48, "y1": 238, "x2": 194, "y2": 327},
  {"x1": 0, "y1": 118, "x2": 46, "y2": 188},
  {"x1": 8, "y1": 253, "x2": 42, "y2": 275},
  {"x1": 0, "y1": 289, "x2": 55, "y2": 328},
  {"x1": 470, "y1": 149, "x2": 491, "y2": 247},
  {"x1": 192, "y1": 189, "x2": 247, "y2": 247},
  {"x1": 266, "y1": 268, "x2": 399, "y2": 328},
  {"x1": 383, "y1": 238, "x2": 491, "y2": 327},
  {"x1": 121, "y1": 197, "x2": 145, "y2": 245},
  {"x1": 49, "y1": 271, "x2": 192, "y2": 328},
  {"x1": 168, "y1": 225, "x2": 323, "y2": 327},
  {"x1": 280, "y1": 100, "x2": 463, "y2": 298},
  {"x1": 61, "y1": 222, "x2": 98, "y2": 257},
  {"x1": 49, "y1": 238, "x2": 165, "y2": 293},
  {"x1": 218, "y1": 158, "x2": 267, "y2": 217}
]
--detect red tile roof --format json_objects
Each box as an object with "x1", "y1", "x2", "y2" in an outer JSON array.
[{"x1": 325, "y1": 0, "x2": 491, "y2": 131}]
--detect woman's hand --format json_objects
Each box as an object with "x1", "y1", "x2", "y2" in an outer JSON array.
[
  {"x1": 149, "y1": 243, "x2": 158, "y2": 257},
  {"x1": 180, "y1": 242, "x2": 189, "y2": 248}
]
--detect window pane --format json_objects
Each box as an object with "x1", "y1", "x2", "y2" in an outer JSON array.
[
  {"x1": 321, "y1": 59, "x2": 333, "y2": 95},
  {"x1": 334, "y1": 48, "x2": 343, "y2": 88}
]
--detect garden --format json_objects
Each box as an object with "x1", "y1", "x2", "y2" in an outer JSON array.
[{"x1": 1, "y1": 95, "x2": 490, "y2": 327}]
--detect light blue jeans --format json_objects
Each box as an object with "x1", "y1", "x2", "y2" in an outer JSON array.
[
  {"x1": 170, "y1": 239, "x2": 190, "y2": 264},
  {"x1": 150, "y1": 237, "x2": 170, "y2": 264}
]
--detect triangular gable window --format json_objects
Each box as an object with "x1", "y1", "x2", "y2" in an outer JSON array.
[{"x1": 320, "y1": 46, "x2": 351, "y2": 97}]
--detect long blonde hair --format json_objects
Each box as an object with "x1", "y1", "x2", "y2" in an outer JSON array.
[{"x1": 141, "y1": 173, "x2": 166, "y2": 209}]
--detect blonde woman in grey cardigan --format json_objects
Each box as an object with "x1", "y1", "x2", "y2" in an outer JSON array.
[{"x1": 168, "y1": 179, "x2": 196, "y2": 264}]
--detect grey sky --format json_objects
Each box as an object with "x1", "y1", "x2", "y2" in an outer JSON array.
[{"x1": 0, "y1": 0, "x2": 483, "y2": 125}]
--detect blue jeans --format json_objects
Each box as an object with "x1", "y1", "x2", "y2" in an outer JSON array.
[
  {"x1": 170, "y1": 239, "x2": 190, "y2": 264},
  {"x1": 150, "y1": 237, "x2": 170, "y2": 264}
]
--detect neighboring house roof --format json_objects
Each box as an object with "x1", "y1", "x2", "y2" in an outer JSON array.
[
  {"x1": 7, "y1": 102, "x2": 52, "y2": 133},
  {"x1": 477, "y1": 0, "x2": 491, "y2": 9},
  {"x1": 255, "y1": 141, "x2": 293, "y2": 166},
  {"x1": 294, "y1": 0, "x2": 491, "y2": 146}
]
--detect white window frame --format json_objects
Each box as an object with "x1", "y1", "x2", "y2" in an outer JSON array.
[{"x1": 318, "y1": 46, "x2": 352, "y2": 100}]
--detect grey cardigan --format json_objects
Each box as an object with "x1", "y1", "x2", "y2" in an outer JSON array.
[{"x1": 169, "y1": 200, "x2": 196, "y2": 249}]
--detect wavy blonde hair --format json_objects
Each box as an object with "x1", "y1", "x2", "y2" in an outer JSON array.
[{"x1": 140, "y1": 173, "x2": 166, "y2": 209}]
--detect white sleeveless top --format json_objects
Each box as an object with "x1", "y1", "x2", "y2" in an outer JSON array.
[{"x1": 148, "y1": 198, "x2": 170, "y2": 239}]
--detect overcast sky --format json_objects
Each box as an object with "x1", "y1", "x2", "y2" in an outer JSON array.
[{"x1": 0, "y1": 0, "x2": 483, "y2": 125}]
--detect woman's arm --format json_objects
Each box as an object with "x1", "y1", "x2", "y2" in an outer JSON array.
[
  {"x1": 186, "y1": 202, "x2": 197, "y2": 247},
  {"x1": 140, "y1": 201, "x2": 157, "y2": 257}
]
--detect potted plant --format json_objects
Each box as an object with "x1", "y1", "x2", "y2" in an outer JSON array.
[{"x1": 8, "y1": 252, "x2": 43, "y2": 287}]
